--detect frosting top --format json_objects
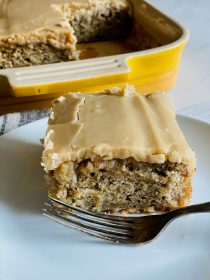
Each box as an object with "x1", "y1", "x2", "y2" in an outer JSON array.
[
  {"x1": 0, "y1": 0, "x2": 67, "y2": 36},
  {"x1": 42, "y1": 86, "x2": 196, "y2": 171}
]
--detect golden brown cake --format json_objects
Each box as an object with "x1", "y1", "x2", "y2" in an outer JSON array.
[
  {"x1": 0, "y1": 0, "x2": 131, "y2": 68},
  {"x1": 42, "y1": 86, "x2": 196, "y2": 213}
]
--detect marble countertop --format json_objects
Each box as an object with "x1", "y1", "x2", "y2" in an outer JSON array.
[{"x1": 149, "y1": 0, "x2": 210, "y2": 123}]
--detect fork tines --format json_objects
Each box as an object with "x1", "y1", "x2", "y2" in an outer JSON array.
[{"x1": 43, "y1": 197, "x2": 134, "y2": 244}]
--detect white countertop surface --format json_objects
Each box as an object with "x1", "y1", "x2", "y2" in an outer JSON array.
[{"x1": 149, "y1": 0, "x2": 210, "y2": 123}]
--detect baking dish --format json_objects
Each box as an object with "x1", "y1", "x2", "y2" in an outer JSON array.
[{"x1": 0, "y1": 0, "x2": 189, "y2": 110}]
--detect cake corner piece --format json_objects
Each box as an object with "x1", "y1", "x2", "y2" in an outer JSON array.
[{"x1": 42, "y1": 86, "x2": 196, "y2": 213}]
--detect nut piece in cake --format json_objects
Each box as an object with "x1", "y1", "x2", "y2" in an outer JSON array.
[{"x1": 42, "y1": 86, "x2": 196, "y2": 213}]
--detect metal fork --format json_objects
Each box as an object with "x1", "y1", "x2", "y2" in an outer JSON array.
[{"x1": 43, "y1": 197, "x2": 210, "y2": 245}]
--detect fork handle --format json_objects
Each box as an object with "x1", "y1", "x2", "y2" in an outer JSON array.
[{"x1": 168, "y1": 202, "x2": 210, "y2": 219}]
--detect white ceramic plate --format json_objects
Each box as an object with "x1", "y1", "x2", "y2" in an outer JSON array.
[{"x1": 0, "y1": 115, "x2": 210, "y2": 280}]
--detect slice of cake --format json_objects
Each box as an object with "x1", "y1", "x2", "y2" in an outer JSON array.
[
  {"x1": 0, "y1": 0, "x2": 131, "y2": 69},
  {"x1": 42, "y1": 86, "x2": 196, "y2": 213}
]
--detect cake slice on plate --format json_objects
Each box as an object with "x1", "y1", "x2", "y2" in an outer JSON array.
[{"x1": 42, "y1": 86, "x2": 196, "y2": 213}]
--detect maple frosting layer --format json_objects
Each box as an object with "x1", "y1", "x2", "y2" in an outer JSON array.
[
  {"x1": 0, "y1": 0, "x2": 66, "y2": 36},
  {"x1": 42, "y1": 87, "x2": 196, "y2": 171},
  {"x1": 0, "y1": 0, "x2": 129, "y2": 37}
]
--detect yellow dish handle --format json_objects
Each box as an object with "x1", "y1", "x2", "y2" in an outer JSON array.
[{"x1": 1, "y1": 43, "x2": 185, "y2": 99}]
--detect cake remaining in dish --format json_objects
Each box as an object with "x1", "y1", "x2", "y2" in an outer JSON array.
[
  {"x1": 42, "y1": 86, "x2": 196, "y2": 213},
  {"x1": 0, "y1": 0, "x2": 131, "y2": 69}
]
